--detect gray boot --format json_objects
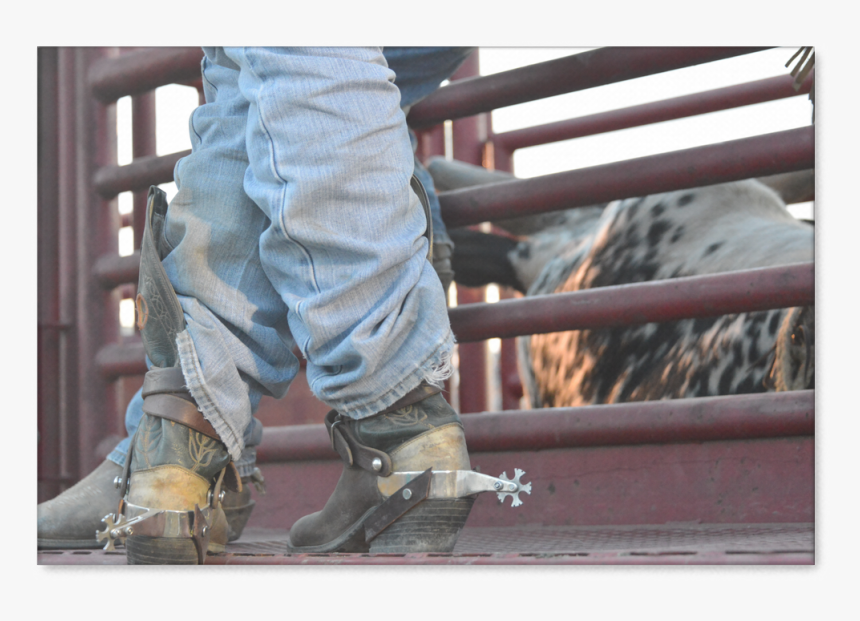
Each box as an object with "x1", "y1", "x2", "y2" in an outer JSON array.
[
  {"x1": 37, "y1": 456, "x2": 257, "y2": 550},
  {"x1": 37, "y1": 459, "x2": 123, "y2": 550},
  {"x1": 118, "y1": 402, "x2": 235, "y2": 564},
  {"x1": 287, "y1": 384, "x2": 475, "y2": 554}
]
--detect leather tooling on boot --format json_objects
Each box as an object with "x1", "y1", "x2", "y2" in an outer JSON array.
[{"x1": 100, "y1": 415, "x2": 240, "y2": 561}]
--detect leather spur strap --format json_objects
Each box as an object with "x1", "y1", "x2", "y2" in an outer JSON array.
[
  {"x1": 364, "y1": 468, "x2": 433, "y2": 542},
  {"x1": 324, "y1": 382, "x2": 442, "y2": 477},
  {"x1": 326, "y1": 411, "x2": 393, "y2": 477},
  {"x1": 141, "y1": 367, "x2": 221, "y2": 441}
]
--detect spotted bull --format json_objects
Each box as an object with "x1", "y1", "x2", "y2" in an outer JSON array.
[{"x1": 429, "y1": 159, "x2": 814, "y2": 408}]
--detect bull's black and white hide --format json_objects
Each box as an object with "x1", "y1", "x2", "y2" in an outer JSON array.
[{"x1": 429, "y1": 159, "x2": 814, "y2": 408}]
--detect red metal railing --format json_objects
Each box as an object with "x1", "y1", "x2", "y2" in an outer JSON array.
[
  {"x1": 256, "y1": 390, "x2": 813, "y2": 462},
  {"x1": 450, "y1": 263, "x2": 813, "y2": 342},
  {"x1": 440, "y1": 126, "x2": 814, "y2": 227},
  {"x1": 406, "y1": 47, "x2": 770, "y2": 128},
  {"x1": 37, "y1": 47, "x2": 814, "y2": 499},
  {"x1": 491, "y1": 72, "x2": 813, "y2": 154}
]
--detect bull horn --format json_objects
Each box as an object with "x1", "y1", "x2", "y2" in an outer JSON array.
[
  {"x1": 426, "y1": 157, "x2": 514, "y2": 192},
  {"x1": 755, "y1": 169, "x2": 814, "y2": 205}
]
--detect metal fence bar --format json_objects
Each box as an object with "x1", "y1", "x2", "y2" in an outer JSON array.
[
  {"x1": 89, "y1": 47, "x2": 203, "y2": 103},
  {"x1": 94, "y1": 149, "x2": 189, "y2": 199},
  {"x1": 96, "y1": 262, "x2": 813, "y2": 379},
  {"x1": 449, "y1": 263, "x2": 813, "y2": 342},
  {"x1": 407, "y1": 47, "x2": 768, "y2": 129},
  {"x1": 75, "y1": 47, "x2": 121, "y2": 477},
  {"x1": 38, "y1": 47, "x2": 63, "y2": 501},
  {"x1": 94, "y1": 251, "x2": 140, "y2": 290},
  {"x1": 56, "y1": 48, "x2": 82, "y2": 490},
  {"x1": 131, "y1": 91, "x2": 157, "y2": 250},
  {"x1": 493, "y1": 72, "x2": 814, "y2": 152},
  {"x1": 255, "y1": 389, "x2": 813, "y2": 462},
  {"x1": 450, "y1": 51, "x2": 490, "y2": 414},
  {"x1": 91, "y1": 126, "x2": 813, "y2": 290},
  {"x1": 440, "y1": 126, "x2": 814, "y2": 228},
  {"x1": 96, "y1": 340, "x2": 146, "y2": 380}
]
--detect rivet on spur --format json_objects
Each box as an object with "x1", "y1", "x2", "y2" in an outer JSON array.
[{"x1": 371, "y1": 458, "x2": 383, "y2": 472}]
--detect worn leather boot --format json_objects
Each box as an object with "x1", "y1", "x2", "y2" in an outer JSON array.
[
  {"x1": 37, "y1": 456, "x2": 256, "y2": 550},
  {"x1": 115, "y1": 399, "x2": 236, "y2": 564},
  {"x1": 37, "y1": 459, "x2": 123, "y2": 549},
  {"x1": 97, "y1": 184, "x2": 241, "y2": 564},
  {"x1": 287, "y1": 383, "x2": 475, "y2": 554}
]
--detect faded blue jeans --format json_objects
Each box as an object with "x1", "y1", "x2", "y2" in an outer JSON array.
[{"x1": 108, "y1": 47, "x2": 475, "y2": 474}]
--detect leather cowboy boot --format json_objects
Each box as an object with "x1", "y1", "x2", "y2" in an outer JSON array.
[
  {"x1": 288, "y1": 383, "x2": 476, "y2": 554},
  {"x1": 113, "y1": 380, "x2": 239, "y2": 564},
  {"x1": 37, "y1": 459, "x2": 123, "y2": 550},
  {"x1": 37, "y1": 458, "x2": 257, "y2": 550},
  {"x1": 93, "y1": 185, "x2": 243, "y2": 564},
  {"x1": 288, "y1": 177, "x2": 533, "y2": 554}
]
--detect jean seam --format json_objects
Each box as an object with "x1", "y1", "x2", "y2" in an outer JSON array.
[{"x1": 240, "y1": 47, "x2": 322, "y2": 298}]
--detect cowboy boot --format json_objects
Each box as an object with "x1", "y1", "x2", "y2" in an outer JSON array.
[
  {"x1": 37, "y1": 459, "x2": 123, "y2": 550},
  {"x1": 287, "y1": 383, "x2": 477, "y2": 554},
  {"x1": 96, "y1": 185, "x2": 241, "y2": 564},
  {"x1": 223, "y1": 468, "x2": 265, "y2": 541},
  {"x1": 37, "y1": 458, "x2": 257, "y2": 550},
  {"x1": 115, "y1": 387, "x2": 237, "y2": 565}
]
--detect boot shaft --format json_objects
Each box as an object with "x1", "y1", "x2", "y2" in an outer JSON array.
[
  {"x1": 130, "y1": 413, "x2": 230, "y2": 480},
  {"x1": 347, "y1": 392, "x2": 463, "y2": 454}
]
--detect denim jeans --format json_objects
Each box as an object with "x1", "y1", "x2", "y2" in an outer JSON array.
[{"x1": 108, "y1": 47, "x2": 475, "y2": 472}]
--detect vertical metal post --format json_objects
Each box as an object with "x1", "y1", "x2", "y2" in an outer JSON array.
[
  {"x1": 57, "y1": 47, "x2": 81, "y2": 490},
  {"x1": 415, "y1": 123, "x2": 452, "y2": 401},
  {"x1": 38, "y1": 47, "x2": 62, "y2": 502},
  {"x1": 493, "y1": 145, "x2": 514, "y2": 173},
  {"x1": 74, "y1": 47, "x2": 121, "y2": 477},
  {"x1": 415, "y1": 125, "x2": 445, "y2": 165},
  {"x1": 131, "y1": 91, "x2": 157, "y2": 250},
  {"x1": 449, "y1": 51, "x2": 489, "y2": 414},
  {"x1": 486, "y1": 117, "x2": 522, "y2": 411}
]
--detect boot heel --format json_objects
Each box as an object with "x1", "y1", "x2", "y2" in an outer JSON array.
[
  {"x1": 223, "y1": 489, "x2": 256, "y2": 542},
  {"x1": 369, "y1": 497, "x2": 474, "y2": 554},
  {"x1": 126, "y1": 536, "x2": 200, "y2": 565}
]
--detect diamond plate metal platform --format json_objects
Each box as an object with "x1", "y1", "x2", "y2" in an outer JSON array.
[{"x1": 37, "y1": 523, "x2": 813, "y2": 565}]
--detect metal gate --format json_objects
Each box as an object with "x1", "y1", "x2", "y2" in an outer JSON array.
[{"x1": 37, "y1": 47, "x2": 813, "y2": 532}]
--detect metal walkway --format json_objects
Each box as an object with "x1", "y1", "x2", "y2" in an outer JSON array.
[{"x1": 37, "y1": 523, "x2": 813, "y2": 565}]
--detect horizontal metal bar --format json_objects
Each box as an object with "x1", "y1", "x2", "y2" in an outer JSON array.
[
  {"x1": 94, "y1": 122, "x2": 813, "y2": 215},
  {"x1": 407, "y1": 47, "x2": 768, "y2": 129},
  {"x1": 95, "y1": 263, "x2": 812, "y2": 379},
  {"x1": 439, "y1": 126, "x2": 814, "y2": 228},
  {"x1": 255, "y1": 390, "x2": 813, "y2": 463},
  {"x1": 493, "y1": 72, "x2": 814, "y2": 152},
  {"x1": 96, "y1": 340, "x2": 146, "y2": 379},
  {"x1": 94, "y1": 251, "x2": 140, "y2": 289},
  {"x1": 93, "y1": 150, "x2": 189, "y2": 199},
  {"x1": 449, "y1": 263, "x2": 813, "y2": 342},
  {"x1": 88, "y1": 47, "x2": 203, "y2": 103}
]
